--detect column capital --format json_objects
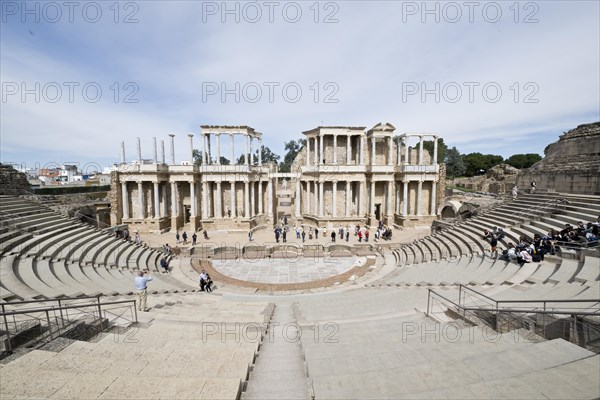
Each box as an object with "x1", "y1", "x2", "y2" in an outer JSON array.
[
  {"x1": 188, "y1": 133, "x2": 193, "y2": 138},
  {"x1": 168, "y1": 133, "x2": 175, "y2": 137}
]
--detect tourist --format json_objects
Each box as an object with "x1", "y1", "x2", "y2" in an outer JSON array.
[
  {"x1": 365, "y1": 230, "x2": 370, "y2": 242},
  {"x1": 275, "y1": 227, "x2": 280, "y2": 243},
  {"x1": 134, "y1": 270, "x2": 153, "y2": 312},
  {"x1": 283, "y1": 230, "x2": 287, "y2": 243},
  {"x1": 358, "y1": 230, "x2": 363, "y2": 242},
  {"x1": 345, "y1": 227, "x2": 349, "y2": 242},
  {"x1": 205, "y1": 273, "x2": 213, "y2": 292},
  {"x1": 315, "y1": 227, "x2": 319, "y2": 238},
  {"x1": 492, "y1": 227, "x2": 506, "y2": 240},
  {"x1": 490, "y1": 235, "x2": 498, "y2": 257},
  {"x1": 164, "y1": 244, "x2": 172, "y2": 255},
  {"x1": 182, "y1": 231, "x2": 188, "y2": 245},
  {"x1": 339, "y1": 225, "x2": 344, "y2": 238},
  {"x1": 331, "y1": 231, "x2": 336, "y2": 242},
  {"x1": 203, "y1": 229, "x2": 209, "y2": 240},
  {"x1": 323, "y1": 226, "x2": 327, "y2": 238},
  {"x1": 199, "y1": 270, "x2": 208, "y2": 291},
  {"x1": 309, "y1": 227, "x2": 313, "y2": 240},
  {"x1": 248, "y1": 231, "x2": 253, "y2": 242},
  {"x1": 135, "y1": 232, "x2": 141, "y2": 246},
  {"x1": 517, "y1": 248, "x2": 532, "y2": 267},
  {"x1": 531, "y1": 180, "x2": 536, "y2": 193},
  {"x1": 160, "y1": 257, "x2": 169, "y2": 272},
  {"x1": 512, "y1": 185, "x2": 518, "y2": 199},
  {"x1": 296, "y1": 226, "x2": 301, "y2": 239},
  {"x1": 192, "y1": 232, "x2": 197, "y2": 246},
  {"x1": 176, "y1": 231, "x2": 180, "y2": 244},
  {"x1": 302, "y1": 230, "x2": 306, "y2": 243}
]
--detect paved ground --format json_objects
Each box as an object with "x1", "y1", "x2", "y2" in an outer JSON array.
[{"x1": 211, "y1": 256, "x2": 360, "y2": 284}]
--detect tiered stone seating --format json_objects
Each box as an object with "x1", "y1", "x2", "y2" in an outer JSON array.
[
  {"x1": 0, "y1": 196, "x2": 195, "y2": 300},
  {"x1": 0, "y1": 293, "x2": 271, "y2": 399}
]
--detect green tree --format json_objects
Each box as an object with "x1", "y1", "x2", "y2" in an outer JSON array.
[
  {"x1": 236, "y1": 145, "x2": 280, "y2": 165},
  {"x1": 423, "y1": 138, "x2": 447, "y2": 164},
  {"x1": 462, "y1": 153, "x2": 504, "y2": 176},
  {"x1": 279, "y1": 139, "x2": 306, "y2": 172},
  {"x1": 192, "y1": 149, "x2": 229, "y2": 165},
  {"x1": 505, "y1": 153, "x2": 542, "y2": 169},
  {"x1": 445, "y1": 146, "x2": 466, "y2": 178}
]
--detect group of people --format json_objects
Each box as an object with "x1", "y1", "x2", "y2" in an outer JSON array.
[
  {"x1": 175, "y1": 230, "x2": 205, "y2": 246},
  {"x1": 198, "y1": 270, "x2": 213, "y2": 292}
]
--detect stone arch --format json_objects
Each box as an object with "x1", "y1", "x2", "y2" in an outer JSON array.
[{"x1": 438, "y1": 200, "x2": 462, "y2": 219}]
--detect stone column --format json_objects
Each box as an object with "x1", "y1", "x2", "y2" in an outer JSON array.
[
  {"x1": 404, "y1": 137, "x2": 410, "y2": 164},
  {"x1": 371, "y1": 137, "x2": 376, "y2": 165},
  {"x1": 249, "y1": 136, "x2": 254, "y2": 165},
  {"x1": 230, "y1": 133, "x2": 235, "y2": 164},
  {"x1": 388, "y1": 137, "x2": 394, "y2": 165},
  {"x1": 430, "y1": 181, "x2": 437, "y2": 216},
  {"x1": 386, "y1": 181, "x2": 393, "y2": 216},
  {"x1": 370, "y1": 181, "x2": 375, "y2": 217},
  {"x1": 187, "y1": 134, "x2": 194, "y2": 165},
  {"x1": 258, "y1": 181, "x2": 263, "y2": 214},
  {"x1": 207, "y1": 135, "x2": 212, "y2": 164},
  {"x1": 250, "y1": 181, "x2": 256, "y2": 217},
  {"x1": 418, "y1": 135, "x2": 424, "y2": 165},
  {"x1": 161, "y1": 140, "x2": 165, "y2": 164},
  {"x1": 346, "y1": 135, "x2": 351, "y2": 165},
  {"x1": 258, "y1": 138, "x2": 263, "y2": 166},
  {"x1": 267, "y1": 179, "x2": 273, "y2": 217},
  {"x1": 190, "y1": 181, "x2": 197, "y2": 217},
  {"x1": 345, "y1": 181, "x2": 351, "y2": 216},
  {"x1": 333, "y1": 135, "x2": 338, "y2": 164},
  {"x1": 120, "y1": 142, "x2": 126, "y2": 164},
  {"x1": 215, "y1": 133, "x2": 221, "y2": 165},
  {"x1": 136, "y1": 137, "x2": 142, "y2": 163},
  {"x1": 433, "y1": 136, "x2": 438, "y2": 165},
  {"x1": 295, "y1": 179, "x2": 301, "y2": 217},
  {"x1": 313, "y1": 181, "x2": 318, "y2": 215},
  {"x1": 306, "y1": 138, "x2": 311, "y2": 167},
  {"x1": 395, "y1": 183, "x2": 400, "y2": 214},
  {"x1": 121, "y1": 182, "x2": 129, "y2": 219},
  {"x1": 313, "y1": 137, "x2": 318, "y2": 165},
  {"x1": 201, "y1": 133, "x2": 207, "y2": 165},
  {"x1": 202, "y1": 182, "x2": 208, "y2": 219},
  {"x1": 153, "y1": 182, "x2": 160, "y2": 219},
  {"x1": 359, "y1": 181, "x2": 365, "y2": 215},
  {"x1": 137, "y1": 181, "x2": 144, "y2": 218},
  {"x1": 319, "y1": 181, "x2": 324, "y2": 216},
  {"x1": 169, "y1": 134, "x2": 175, "y2": 165},
  {"x1": 332, "y1": 181, "x2": 337, "y2": 216},
  {"x1": 171, "y1": 182, "x2": 178, "y2": 218},
  {"x1": 153, "y1": 137, "x2": 158, "y2": 164},
  {"x1": 319, "y1": 134, "x2": 324, "y2": 164},
  {"x1": 360, "y1": 136, "x2": 365, "y2": 164},
  {"x1": 215, "y1": 181, "x2": 222, "y2": 217},
  {"x1": 230, "y1": 181, "x2": 236, "y2": 218},
  {"x1": 161, "y1": 182, "x2": 167, "y2": 218},
  {"x1": 244, "y1": 181, "x2": 250, "y2": 217},
  {"x1": 403, "y1": 181, "x2": 408, "y2": 216},
  {"x1": 417, "y1": 180, "x2": 423, "y2": 216},
  {"x1": 397, "y1": 137, "x2": 401, "y2": 164},
  {"x1": 207, "y1": 182, "x2": 213, "y2": 218},
  {"x1": 244, "y1": 134, "x2": 249, "y2": 165}
]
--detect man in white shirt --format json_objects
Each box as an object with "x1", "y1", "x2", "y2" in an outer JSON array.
[
  {"x1": 134, "y1": 271, "x2": 153, "y2": 312},
  {"x1": 199, "y1": 270, "x2": 208, "y2": 291}
]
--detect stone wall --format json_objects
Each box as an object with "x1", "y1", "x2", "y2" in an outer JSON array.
[
  {"x1": 449, "y1": 163, "x2": 519, "y2": 194},
  {"x1": 516, "y1": 122, "x2": 600, "y2": 194},
  {"x1": 0, "y1": 164, "x2": 31, "y2": 195}
]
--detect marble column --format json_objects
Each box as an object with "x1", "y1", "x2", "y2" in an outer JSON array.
[
  {"x1": 430, "y1": 181, "x2": 437, "y2": 216},
  {"x1": 346, "y1": 135, "x2": 351, "y2": 164},
  {"x1": 388, "y1": 137, "x2": 394, "y2": 165},
  {"x1": 169, "y1": 134, "x2": 175, "y2": 165},
  {"x1": 359, "y1": 181, "x2": 365, "y2": 215},
  {"x1": 258, "y1": 181, "x2": 263, "y2": 214},
  {"x1": 397, "y1": 137, "x2": 402, "y2": 164},
  {"x1": 244, "y1": 181, "x2": 250, "y2": 217},
  {"x1": 171, "y1": 182, "x2": 178, "y2": 218},
  {"x1": 190, "y1": 181, "x2": 197, "y2": 217},
  {"x1": 137, "y1": 181, "x2": 144, "y2": 218},
  {"x1": 418, "y1": 136, "x2": 424, "y2": 165},
  {"x1": 161, "y1": 140, "x2": 165, "y2": 164},
  {"x1": 215, "y1": 133, "x2": 221, "y2": 165},
  {"x1": 244, "y1": 134, "x2": 249, "y2": 165},
  {"x1": 345, "y1": 181, "x2": 351, "y2": 216},
  {"x1": 207, "y1": 182, "x2": 213, "y2": 218},
  {"x1": 306, "y1": 138, "x2": 311, "y2": 167},
  {"x1": 230, "y1": 181, "x2": 236, "y2": 218},
  {"x1": 313, "y1": 137, "x2": 318, "y2": 165},
  {"x1": 319, "y1": 134, "x2": 324, "y2": 164},
  {"x1": 395, "y1": 183, "x2": 400, "y2": 214},
  {"x1": 153, "y1": 182, "x2": 160, "y2": 219},
  {"x1": 313, "y1": 181, "x2": 318, "y2": 215},
  {"x1": 386, "y1": 181, "x2": 393, "y2": 216},
  {"x1": 188, "y1": 134, "x2": 193, "y2": 164},
  {"x1": 267, "y1": 179, "x2": 273, "y2": 217},
  {"x1": 433, "y1": 136, "x2": 438, "y2": 165},
  {"x1": 215, "y1": 181, "x2": 222, "y2": 217},
  {"x1": 250, "y1": 181, "x2": 255, "y2": 217},
  {"x1": 295, "y1": 179, "x2": 301, "y2": 217},
  {"x1": 161, "y1": 182, "x2": 167, "y2": 217},
  {"x1": 404, "y1": 138, "x2": 410, "y2": 164},
  {"x1": 120, "y1": 142, "x2": 126, "y2": 164},
  {"x1": 136, "y1": 137, "x2": 142, "y2": 163},
  {"x1": 370, "y1": 181, "x2": 375, "y2": 217},
  {"x1": 230, "y1": 133, "x2": 235, "y2": 164},
  {"x1": 258, "y1": 138, "x2": 263, "y2": 166},
  {"x1": 332, "y1": 181, "x2": 337, "y2": 216},
  {"x1": 121, "y1": 182, "x2": 129, "y2": 219},
  {"x1": 402, "y1": 181, "x2": 408, "y2": 216},
  {"x1": 333, "y1": 135, "x2": 338, "y2": 164},
  {"x1": 417, "y1": 180, "x2": 423, "y2": 216},
  {"x1": 249, "y1": 137, "x2": 254, "y2": 165},
  {"x1": 319, "y1": 181, "x2": 324, "y2": 216},
  {"x1": 202, "y1": 182, "x2": 208, "y2": 219},
  {"x1": 201, "y1": 133, "x2": 207, "y2": 165},
  {"x1": 360, "y1": 136, "x2": 365, "y2": 164}
]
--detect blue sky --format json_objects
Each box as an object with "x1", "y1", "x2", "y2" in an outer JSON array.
[{"x1": 1, "y1": 0, "x2": 599, "y2": 170}]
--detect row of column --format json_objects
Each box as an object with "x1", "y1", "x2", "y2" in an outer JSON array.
[
  {"x1": 306, "y1": 135, "x2": 365, "y2": 166},
  {"x1": 121, "y1": 181, "x2": 168, "y2": 220},
  {"x1": 201, "y1": 180, "x2": 273, "y2": 219},
  {"x1": 201, "y1": 132, "x2": 262, "y2": 166}
]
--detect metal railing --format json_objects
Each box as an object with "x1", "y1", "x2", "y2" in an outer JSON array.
[
  {"x1": 1, "y1": 296, "x2": 137, "y2": 353},
  {"x1": 426, "y1": 285, "x2": 600, "y2": 350}
]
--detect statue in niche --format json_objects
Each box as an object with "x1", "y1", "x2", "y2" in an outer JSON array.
[{"x1": 281, "y1": 179, "x2": 288, "y2": 190}]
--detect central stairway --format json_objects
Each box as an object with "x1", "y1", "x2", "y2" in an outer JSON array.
[{"x1": 243, "y1": 304, "x2": 311, "y2": 399}]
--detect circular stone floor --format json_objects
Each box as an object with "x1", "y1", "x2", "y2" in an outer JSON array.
[{"x1": 211, "y1": 257, "x2": 365, "y2": 284}]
